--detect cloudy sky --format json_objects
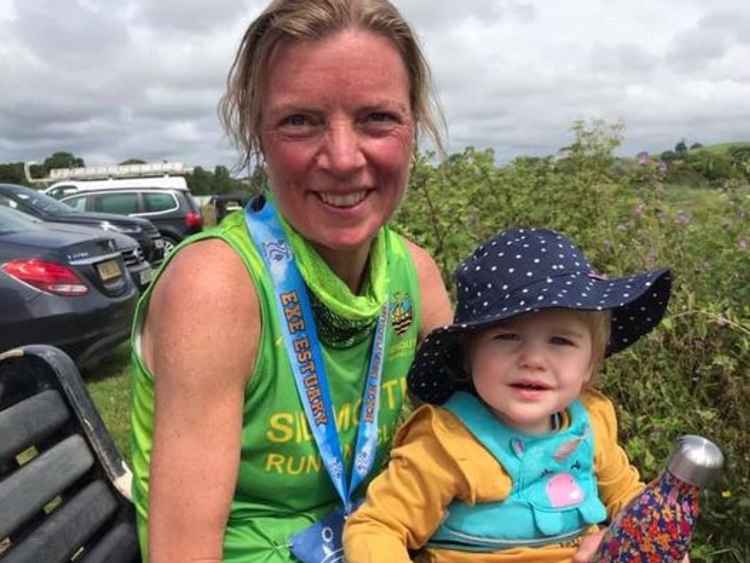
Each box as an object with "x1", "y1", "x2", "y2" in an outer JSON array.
[{"x1": 2, "y1": 0, "x2": 749, "y2": 173}]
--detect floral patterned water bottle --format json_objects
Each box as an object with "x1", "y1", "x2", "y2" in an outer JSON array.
[{"x1": 595, "y1": 435, "x2": 724, "y2": 562}]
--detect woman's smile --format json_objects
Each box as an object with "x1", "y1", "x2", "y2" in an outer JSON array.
[{"x1": 316, "y1": 189, "x2": 370, "y2": 209}]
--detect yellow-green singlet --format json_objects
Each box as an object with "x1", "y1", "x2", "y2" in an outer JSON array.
[{"x1": 130, "y1": 210, "x2": 422, "y2": 562}]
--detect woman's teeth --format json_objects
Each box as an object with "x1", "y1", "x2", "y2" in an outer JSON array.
[{"x1": 318, "y1": 191, "x2": 367, "y2": 208}]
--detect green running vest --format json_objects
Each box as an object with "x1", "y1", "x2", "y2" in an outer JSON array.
[{"x1": 130, "y1": 211, "x2": 422, "y2": 562}]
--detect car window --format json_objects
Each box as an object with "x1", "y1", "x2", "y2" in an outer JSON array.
[
  {"x1": 143, "y1": 192, "x2": 176, "y2": 212},
  {"x1": 47, "y1": 185, "x2": 79, "y2": 199},
  {"x1": 64, "y1": 196, "x2": 88, "y2": 212},
  {"x1": 0, "y1": 195, "x2": 19, "y2": 209},
  {"x1": 3, "y1": 187, "x2": 77, "y2": 214},
  {"x1": 0, "y1": 206, "x2": 44, "y2": 233},
  {"x1": 95, "y1": 193, "x2": 140, "y2": 214}
]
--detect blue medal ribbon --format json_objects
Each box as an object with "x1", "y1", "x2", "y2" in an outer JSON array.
[{"x1": 244, "y1": 198, "x2": 388, "y2": 514}]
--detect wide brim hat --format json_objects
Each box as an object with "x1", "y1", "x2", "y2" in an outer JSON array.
[{"x1": 408, "y1": 228, "x2": 672, "y2": 404}]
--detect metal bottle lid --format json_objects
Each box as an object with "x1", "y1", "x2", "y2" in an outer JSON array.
[{"x1": 667, "y1": 435, "x2": 724, "y2": 488}]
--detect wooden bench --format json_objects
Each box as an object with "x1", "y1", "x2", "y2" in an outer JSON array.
[{"x1": 0, "y1": 344, "x2": 141, "y2": 563}]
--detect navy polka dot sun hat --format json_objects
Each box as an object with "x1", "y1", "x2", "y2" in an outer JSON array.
[{"x1": 408, "y1": 228, "x2": 672, "y2": 404}]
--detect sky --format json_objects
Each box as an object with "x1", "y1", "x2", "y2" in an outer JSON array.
[{"x1": 2, "y1": 0, "x2": 749, "y2": 173}]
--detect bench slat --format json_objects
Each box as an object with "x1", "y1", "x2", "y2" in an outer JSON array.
[
  {"x1": 79, "y1": 519, "x2": 140, "y2": 563},
  {"x1": 1, "y1": 480, "x2": 119, "y2": 563},
  {"x1": 0, "y1": 390, "x2": 70, "y2": 461},
  {"x1": 0, "y1": 434, "x2": 93, "y2": 539}
]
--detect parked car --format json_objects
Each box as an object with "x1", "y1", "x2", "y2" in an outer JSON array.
[
  {"x1": 60, "y1": 187, "x2": 203, "y2": 255},
  {"x1": 0, "y1": 183, "x2": 165, "y2": 267},
  {"x1": 0, "y1": 206, "x2": 138, "y2": 368},
  {"x1": 210, "y1": 192, "x2": 252, "y2": 224},
  {"x1": 2, "y1": 206, "x2": 153, "y2": 293},
  {"x1": 44, "y1": 174, "x2": 189, "y2": 199}
]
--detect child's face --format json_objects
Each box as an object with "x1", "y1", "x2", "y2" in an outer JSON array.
[{"x1": 467, "y1": 309, "x2": 595, "y2": 435}]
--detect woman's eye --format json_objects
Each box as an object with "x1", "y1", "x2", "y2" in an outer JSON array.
[
  {"x1": 276, "y1": 114, "x2": 321, "y2": 137},
  {"x1": 361, "y1": 111, "x2": 401, "y2": 132},
  {"x1": 368, "y1": 112, "x2": 394, "y2": 122},
  {"x1": 283, "y1": 114, "x2": 309, "y2": 127}
]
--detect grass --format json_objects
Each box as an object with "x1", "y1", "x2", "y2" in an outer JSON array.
[
  {"x1": 83, "y1": 342, "x2": 133, "y2": 463},
  {"x1": 695, "y1": 141, "x2": 750, "y2": 155}
]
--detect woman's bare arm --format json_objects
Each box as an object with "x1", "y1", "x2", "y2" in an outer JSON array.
[
  {"x1": 405, "y1": 240, "x2": 453, "y2": 340},
  {"x1": 141, "y1": 240, "x2": 260, "y2": 563}
]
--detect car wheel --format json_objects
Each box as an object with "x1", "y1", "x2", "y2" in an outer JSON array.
[{"x1": 162, "y1": 235, "x2": 180, "y2": 256}]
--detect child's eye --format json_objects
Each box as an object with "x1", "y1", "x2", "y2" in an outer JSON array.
[
  {"x1": 492, "y1": 333, "x2": 518, "y2": 342},
  {"x1": 550, "y1": 336, "x2": 575, "y2": 346}
]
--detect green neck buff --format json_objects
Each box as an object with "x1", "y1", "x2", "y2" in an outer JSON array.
[{"x1": 275, "y1": 202, "x2": 388, "y2": 346}]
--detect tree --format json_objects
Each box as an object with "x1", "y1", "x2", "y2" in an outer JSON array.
[
  {"x1": 675, "y1": 140, "x2": 688, "y2": 155},
  {"x1": 186, "y1": 166, "x2": 212, "y2": 195},
  {"x1": 119, "y1": 158, "x2": 147, "y2": 165},
  {"x1": 690, "y1": 142, "x2": 704, "y2": 150},
  {"x1": 246, "y1": 164, "x2": 268, "y2": 194},
  {"x1": 0, "y1": 163, "x2": 27, "y2": 185},
  {"x1": 42, "y1": 152, "x2": 84, "y2": 171},
  {"x1": 558, "y1": 119, "x2": 624, "y2": 176},
  {"x1": 214, "y1": 165, "x2": 235, "y2": 194},
  {"x1": 660, "y1": 150, "x2": 679, "y2": 162}
]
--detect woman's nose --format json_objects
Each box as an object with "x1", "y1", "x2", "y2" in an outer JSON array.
[{"x1": 318, "y1": 120, "x2": 366, "y2": 176}]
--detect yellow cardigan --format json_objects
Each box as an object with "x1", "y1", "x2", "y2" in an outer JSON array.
[{"x1": 343, "y1": 389, "x2": 644, "y2": 563}]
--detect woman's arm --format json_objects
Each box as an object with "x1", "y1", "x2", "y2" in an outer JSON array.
[
  {"x1": 405, "y1": 241, "x2": 453, "y2": 341},
  {"x1": 142, "y1": 240, "x2": 260, "y2": 563}
]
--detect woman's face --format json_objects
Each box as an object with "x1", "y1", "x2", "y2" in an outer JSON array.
[{"x1": 260, "y1": 29, "x2": 415, "y2": 258}]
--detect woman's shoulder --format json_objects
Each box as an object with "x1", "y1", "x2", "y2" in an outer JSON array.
[
  {"x1": 398, "y1": 237, "x2": 452, "y2": 339},
  {"x1": 140, "y1": 238, "x2": 260, "y2": 387},
  {"x1": 155, "y1": 238, "x2": 256, "y2": 303}
]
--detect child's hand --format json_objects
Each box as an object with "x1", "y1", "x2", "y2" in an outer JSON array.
[{"x1": 571, "y1": 529, "x2": 604, "y2": 562}]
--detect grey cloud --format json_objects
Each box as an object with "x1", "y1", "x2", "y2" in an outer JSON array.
[
  {"x1": 2, "y1": 1, "x2": 750, "y2": 170},
  {"x1": 130, "y1": 0, "x2": 262, "y2": 34},
  {"x1": 399, "y1": 0, "x2": 535, "y2": 32},
  {"x1": 666, "y1": 10, "x2": 750, "y2": 71},
  {"x1": 12, "y1": 1, "x2": 131, "y2": 71},
  {"x1": 590, "y1": 43, "x2": 658, "y2": 74}
]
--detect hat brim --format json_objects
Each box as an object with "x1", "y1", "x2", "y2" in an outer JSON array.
[{"x1": 408, "y1": 268, "x2": 672, "y2": 404}]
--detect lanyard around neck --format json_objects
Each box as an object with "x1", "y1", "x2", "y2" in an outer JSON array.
[{"x1": 244, "y1": 198, "x2": 389, "y2": 513}]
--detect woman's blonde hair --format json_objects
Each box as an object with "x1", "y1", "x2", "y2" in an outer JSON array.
[{"x1": 218, "y1": 0, "x2": 445, "y2": 171}]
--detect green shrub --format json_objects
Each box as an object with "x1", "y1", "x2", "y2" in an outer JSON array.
[{"x1": 394, "y1": 128, "x2": 750, "y2": 560}]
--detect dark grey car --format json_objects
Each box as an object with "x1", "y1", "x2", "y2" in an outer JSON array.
[
  {"x1": 0, "y1": 183, "x2": 165, "y2": 267},
  {"x1": 0, "y1": 206, "x2": 138, "y2": 368},
  {"x1": 61, "y1": 188, "x2": 203, "y2": 255}
]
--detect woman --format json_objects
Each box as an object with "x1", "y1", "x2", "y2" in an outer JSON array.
[{"x1": 130, "y1": 1, "x2": 452, "y2": 561}]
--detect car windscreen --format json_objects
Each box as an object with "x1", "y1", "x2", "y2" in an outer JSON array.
[
  {"x1": 0, "y1": 206, "x2": 46, "y2": 234},
  {"x1": 7, "y1": 186, "x2": 79, "y2": 215}
]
